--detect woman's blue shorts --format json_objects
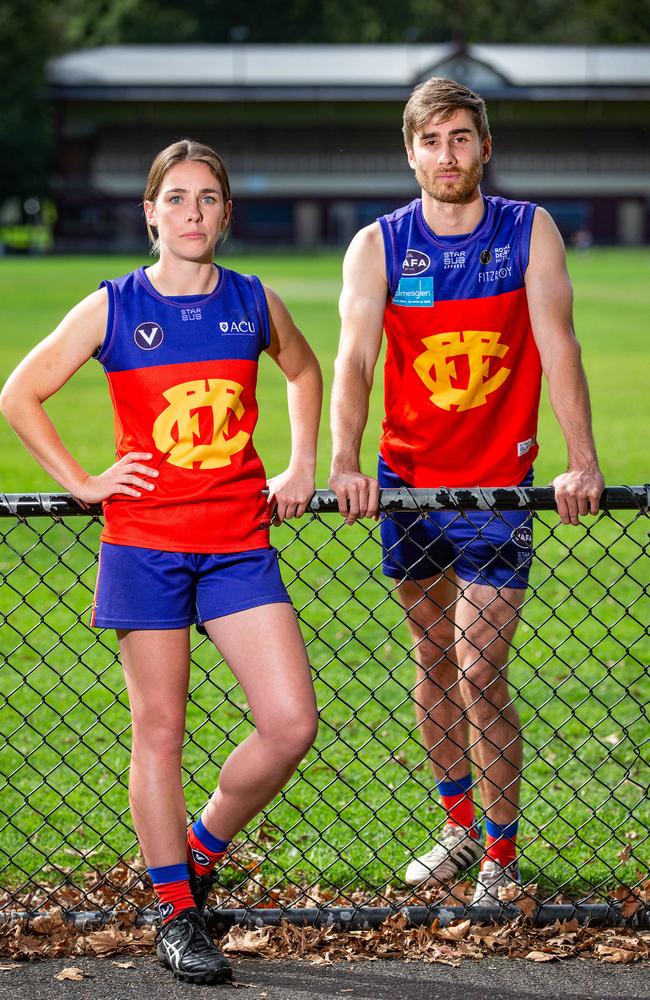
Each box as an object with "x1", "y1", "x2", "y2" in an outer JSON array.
[{"x1": 91, "y1": 542, "x2": 291, "y2": 630}]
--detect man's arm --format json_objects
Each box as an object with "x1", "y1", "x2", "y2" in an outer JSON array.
[
  {"x1": 329, "y1": 223, "x2": 387, "y2": 523},
  {"x1": 525, "y1": 208, "x2": 604, "y2": 525}
]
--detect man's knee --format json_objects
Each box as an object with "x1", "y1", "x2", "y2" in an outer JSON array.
[
  {"x1": 460, "y1": 660, "x2": 509, "y2": 702},
  {"x1": 410, "y1": 615, "x2": 456, "y2": 671},
  {"x1": 459, "y1": 664, "x2": 518, "y2": 727}
]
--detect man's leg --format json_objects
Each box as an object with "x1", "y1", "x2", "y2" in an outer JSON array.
[
  {"x1": 454, "y1": 581, "x2": 526, "y2": 901},
  {"x1": 455, "y1": 582, "x2": 524, "y2": 826},
  {"x1": 397, "y1": 572, "x2": 468, "y2": 782},
  {"x1": 397, "y1": 573, "x2": 483, "y2": 885}
]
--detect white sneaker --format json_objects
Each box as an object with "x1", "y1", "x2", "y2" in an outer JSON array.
[
  {"x1": 471, "y1": 858, "x2": 521, "y2": 905},
  {"x1": 404, "y1": 824, "x2": 483, "y2": 886}
]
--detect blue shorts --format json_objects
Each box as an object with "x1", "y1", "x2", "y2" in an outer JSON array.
[
  {"x1": 91, "y1": 543, "x2": 291, "y2": 630},
  {"x1": 378, "y1": 456, "x2": 534, "y2": 589}
]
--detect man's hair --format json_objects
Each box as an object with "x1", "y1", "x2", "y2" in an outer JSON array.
[
  {"x1": 143, "y1": 139, "x2": 231, "y2": 253},
  {"x1": 402, "y1": 77, "x2": 490, "y2": 148}
]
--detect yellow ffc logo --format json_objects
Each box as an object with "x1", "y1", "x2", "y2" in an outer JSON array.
[
  {"x1": 413, "y1": 330, "x2": 511, "y2": 411},
  {"x1": 152, "y1": 378, "x2": 250, "y2": 469}
]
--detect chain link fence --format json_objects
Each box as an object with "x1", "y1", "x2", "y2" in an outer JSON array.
[{"x1": 1, "y1": 487, "x2": 648, "y2": 926}]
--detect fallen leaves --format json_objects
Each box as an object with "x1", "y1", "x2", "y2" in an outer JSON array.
[
  {"x1": 0, "y1": 910, "x2": 155, "y2": 962},
  {"x1": 55, "y1": 967, "x2": 88, "y2": 981},
  {"x1": 595, "y1": 943, "x2": 637, "y2": 964},
  {"x1": 216, "y1": 912, "x2": 650, "y2": 967},
  {"x1": 497, "y1": 882, "x2": 539, "y2": 919},
  {"x1": 611, "y1": 885, "x2": 645, "y2": 918},
  {"x1": 435, "y1": 918, "x2": 471, "y2": 941},
  {"x1": 2, "y1": 872, "x2": 650, "y2": 967},
  {"x1": 1, "y1": 909, "x2": 649, "y2": 967},
  {"x1": 222, "y1": 926, "x2": 273, "y2": 955}
]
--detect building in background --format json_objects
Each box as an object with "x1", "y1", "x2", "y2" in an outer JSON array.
[{"x1": 48, "y1": 43, "x2": 650, "y2": 250}]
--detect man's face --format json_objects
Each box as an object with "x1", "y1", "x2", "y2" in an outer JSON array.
[{"x1": 406, "y1": 109, "x2": 491, "y2": 204}]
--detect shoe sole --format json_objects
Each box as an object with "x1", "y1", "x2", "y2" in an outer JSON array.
[
  {"x1": 159, "y1": 960, "x2": 232, "y2": 984},
  {"x1": 157, "y1": 953, "x2": 233, "y2": 984}
]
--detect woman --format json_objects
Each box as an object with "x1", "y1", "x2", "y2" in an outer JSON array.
[{"x1": 0, "y1": 140, "x2": 322, "y2": 985}]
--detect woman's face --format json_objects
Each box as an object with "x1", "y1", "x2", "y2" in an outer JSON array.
[{"x1": 144, "y1": 159, "x2": 231, "y2": 261}]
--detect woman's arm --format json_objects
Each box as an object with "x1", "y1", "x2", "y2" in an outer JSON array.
[
  {"x1": 263, "y1": 285, "x2": 323, "y2": 523},
  {"x1": 0, "y1": 288, "x2": 159, "y2": 503}
]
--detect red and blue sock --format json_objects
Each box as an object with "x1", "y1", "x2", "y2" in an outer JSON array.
[
  {"x1": 437, "y1": 773, "x2": 480, "y2": 839},
  {"x1": 149, "y1": 862, "x2": 195, "y2": 924},
  {"x1": 484, "y1": 817, "x2": 518, "y2": 866},
  {"x1": 186, "y1": 817, "x2": 230, "y2": 877}
]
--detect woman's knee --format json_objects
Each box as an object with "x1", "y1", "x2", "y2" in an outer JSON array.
[
  {"x1": 259, "y1": 707, "x2": 318, "y2": 761},
  {"x1": 130, "y1": 710, "x2": 185, "y2": 759},
  {"x1": 284, "y1": 709, "x2": 318, "y2": 759}
]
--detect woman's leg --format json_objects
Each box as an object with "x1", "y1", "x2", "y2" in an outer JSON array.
[
  {"x1": 199, "y1": 602, "x2": 317, "y2": 840},
  {"x1": 117, "y1": 627, "x2": 191, "y2": 866},
  {"x1": 119, "y1": 627, "x2": 232, "y2": 982}
]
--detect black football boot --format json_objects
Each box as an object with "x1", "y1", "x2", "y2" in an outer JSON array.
[
  {"x1": 155, "y1": 907, "x2": 232, "y2": 984},
  {"x1": 189, "y1": 867, "x2": 216, "y2": 913}
]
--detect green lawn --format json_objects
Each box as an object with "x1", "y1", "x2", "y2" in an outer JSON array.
[{"x1": 0, "y1": 250, "x2": 648, "y2": 906}]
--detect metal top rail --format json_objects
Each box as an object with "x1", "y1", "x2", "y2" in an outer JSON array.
[{"x1": 0, "y1": 486, "x2": 648, "y2": 518}]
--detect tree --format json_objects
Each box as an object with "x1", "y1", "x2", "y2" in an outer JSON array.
[
  {"x1": 51, "y1": 0, "x2": 650, "y2": 46},
  {"x1": 0, "y1": 0, "x2": 56, "y2": 203}
]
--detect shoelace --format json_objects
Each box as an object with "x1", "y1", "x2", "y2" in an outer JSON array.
[{"x1": 155, "y1": 909, "x2": 214, "y2": 953}]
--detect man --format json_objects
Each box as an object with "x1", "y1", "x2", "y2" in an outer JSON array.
[{"x1": 329, "y1": 77, "x2": 603, "y2": 903}]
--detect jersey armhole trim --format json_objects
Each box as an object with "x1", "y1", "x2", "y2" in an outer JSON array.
[
  {"x1": 248, "y1": 274, "x2": 271, "y2": 351},
  {"x1": 378, "y1": 217, "x2": 397, "y2": 298},
  {"x1": 94, "y1": 279, "x2": 118, "y2": 366},
  {"x1": 520, "y1": 204, "x2": 536, "y2": 277}
]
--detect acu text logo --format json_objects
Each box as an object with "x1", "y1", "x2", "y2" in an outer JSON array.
[
  {"x1": 413, "y1": 330, "x2": 510, "y2": 411},
  {"x1": 152, "y1": 378, "x2": 249, "y2": 469}
]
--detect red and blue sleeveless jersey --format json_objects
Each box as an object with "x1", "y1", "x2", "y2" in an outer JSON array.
[
  {"x1": 95, "y1": 265, "x2": 271, "y2": 553},
  {"x1": 378, "y1": 196, "x2": 542, "y2": 487}
]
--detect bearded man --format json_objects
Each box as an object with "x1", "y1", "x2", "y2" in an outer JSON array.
[{"x1": 329, "y1": 77, "x2": 603, "y2": 903}]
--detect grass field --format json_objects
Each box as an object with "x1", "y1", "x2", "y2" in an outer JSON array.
[{"x1": 0, "y1": 249, "x2": 648, "y2": 905}]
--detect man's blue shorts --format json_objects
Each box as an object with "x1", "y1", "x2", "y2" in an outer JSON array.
[
  {"x1": 378, "y1": 455, "x2": 534, "y2": 589},
  {"x1": 91, "y1": 542, "x2": 291, "y2": 630}
]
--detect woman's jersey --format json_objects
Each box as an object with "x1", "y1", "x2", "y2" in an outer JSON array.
[
  {"x1": 378, "y1": 195, "x2": 542, "y2": 487},
  {"x1": 95, "y1": 265, "x2": 271, "y2": 553}
]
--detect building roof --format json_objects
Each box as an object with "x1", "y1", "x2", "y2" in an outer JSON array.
[{"x1": 48, "y1": 43, "x2": 650, "y2": 100}]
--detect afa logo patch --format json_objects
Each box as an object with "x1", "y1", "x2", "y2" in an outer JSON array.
[
  {"x1": 191, "y1": 848, "x2": 211, "y2": 867},
  {"x1": 159, "y1": 901, "x2": 174, "y2": 921},
  {"x1": 134, "y1": 322, "x2": 164, "y2": 350},
  {"x1": 511, "y1": 526, "x2": 533, "y2": 549},
  {"x1": 402, "y1": 249, "x2": 431, "y2": 276}
]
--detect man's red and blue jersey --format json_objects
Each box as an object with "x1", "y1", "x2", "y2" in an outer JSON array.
[
  {"x1": 378, "y1": 196, "x2": 542, "y2": 487},
  {"x1": 95, "y1": 265, "x2": 271, "y2": 553}
]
